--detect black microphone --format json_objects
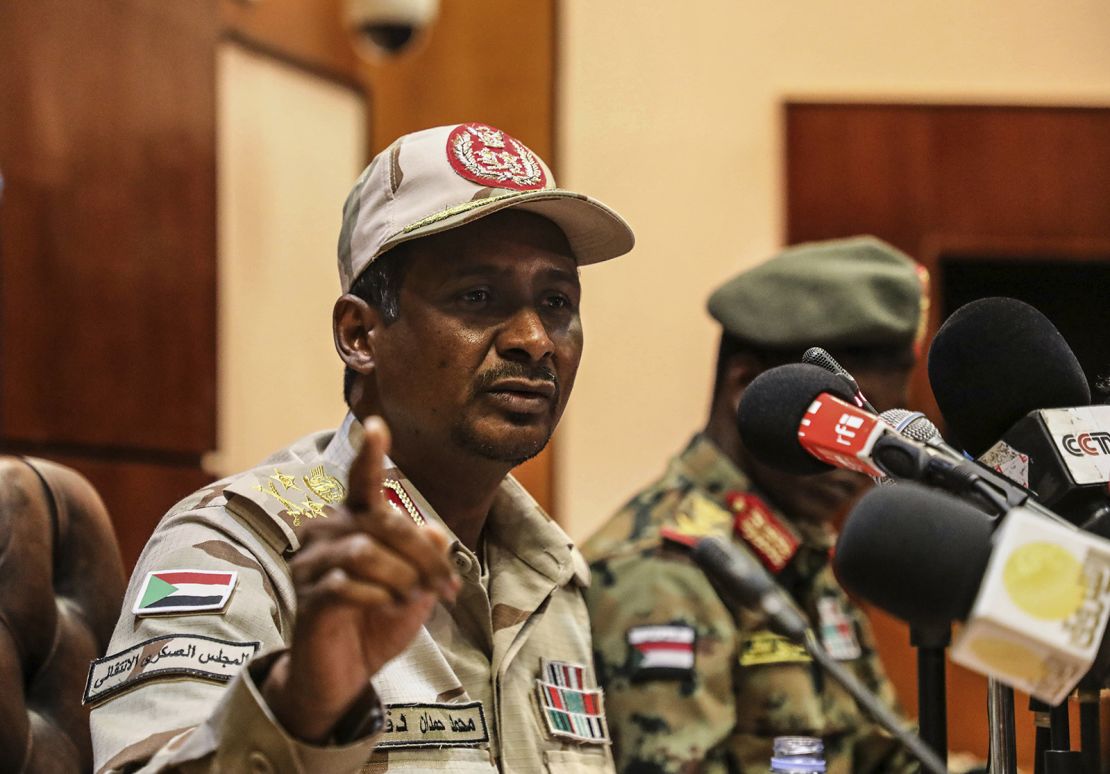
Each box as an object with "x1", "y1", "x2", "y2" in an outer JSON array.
[
  {"x1": 928, "y1": 296, "x2": 1091, "y2": 455},
  {"x1": 735, "y1": 363, "x2": 858, "y2": 476},
  {"x1": 928, "y1": 297, "x2": 1106, "y2": 523},
  {"x1": 737, "y1": 363, "x2": 1061, "y2": 520},
  {"x1": 835, "y1": 483, "x2": 1110, "y2": 704},
  {"x1": 834, "y1": 483, "x2": 995, "y2": 629},
  {"x1": 802, "y1": 346, "x2": 878, "y2": 414},
  {"x1": 878, "y1": 408, "x2": 964, "y2": 459},
  {"x1": 690, "y1": 537, "x2": 808, "y2": 640}
]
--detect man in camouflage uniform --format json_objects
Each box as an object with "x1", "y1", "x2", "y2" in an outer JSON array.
[
  {"x1": 584, "y1": 238, "x2": 928, "y2": 773},
  {"x1": 89, "y1": 123, "x2": 634, "y2": 772}
]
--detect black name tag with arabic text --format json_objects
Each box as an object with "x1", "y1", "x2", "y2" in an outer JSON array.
[
  {"x1": 377, "y1": 701, "x2": 489, "y2": 749},
  {"x1": 84, "y1": 634, "x2": 258, "y2": 705}
]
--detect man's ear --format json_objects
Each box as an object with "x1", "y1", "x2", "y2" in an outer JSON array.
[
  {"x1": 724, "y1": 352, "x2": 765, "y2": 413},
  {"x1": 333, "y1": 294, "x2": 380, "y2": 375}
]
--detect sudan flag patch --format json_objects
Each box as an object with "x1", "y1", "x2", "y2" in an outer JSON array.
[
  {"x1": 133, "y1": 569, "x2": 238, "y2": 616},
  {"x1": 628, "y1": 624, "x2": 696, "y2": 680}
]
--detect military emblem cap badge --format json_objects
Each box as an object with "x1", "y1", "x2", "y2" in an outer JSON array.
[{"x1": 447, "y1": 123, "x2": 547, "y2": 191}]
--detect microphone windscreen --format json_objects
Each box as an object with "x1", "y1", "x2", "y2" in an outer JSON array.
[
  {"x1": 928, "y1": 297, "x2": 1090, "y2": 456},
  {"x1": 737, "y1": 362, "x2": 859, "y2": 475},
  {"x1": 834, "y1": 482, "x2": 994, "y2": 628},
  {"x1": 691, "y1": 536, "x2": 772, "y2": 608}
]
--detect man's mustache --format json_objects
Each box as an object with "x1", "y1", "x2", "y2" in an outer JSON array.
[{"x1": 474, "y1": 363, "x2": 558, "y2": 393}]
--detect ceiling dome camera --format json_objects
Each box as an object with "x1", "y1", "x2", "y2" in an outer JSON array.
[{"x1": 343, "y1": 0, "x2": 439, "y2": 58}]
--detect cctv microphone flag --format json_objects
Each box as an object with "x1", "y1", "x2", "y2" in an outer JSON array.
[{"x1": 977, "y1": 404, "x2": 1110, "y2": 518}]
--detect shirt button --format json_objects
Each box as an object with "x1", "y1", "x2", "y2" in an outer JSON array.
[
  {"x1": 453, "y1": 551, "x2": 474, "y2": 574},
  {"x1": 248, "y1": 751, "x2": 275, "y2": 774}
]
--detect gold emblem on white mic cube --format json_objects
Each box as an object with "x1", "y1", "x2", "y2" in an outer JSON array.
[{"x1": 951, "y1": 507, "x2": 1110, "y2": 704}]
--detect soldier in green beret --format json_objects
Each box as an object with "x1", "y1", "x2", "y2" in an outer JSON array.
[{"x1": 584, "y1": 236, "x2": 928, "y2": 773}]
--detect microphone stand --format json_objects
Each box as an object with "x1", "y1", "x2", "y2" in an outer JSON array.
[
  {"x1": 911, "y1": 624, "x2": 950, "y2": 758},
  {"x1": 800, "y1": 631, "x2": 951, "y2": 774},
  {"x1": 1031, "y1": 696, "x2": 1085, "y2": 774},
  {"x1": 689, "y1": 537, "x2": 951, "y2": 774},
  {"x1": 1076, "y1": 680, "x2": 1101, "y2": 774},
  {"x1": 987, "y1": 680, "x2": 1017, "y2": 774}
]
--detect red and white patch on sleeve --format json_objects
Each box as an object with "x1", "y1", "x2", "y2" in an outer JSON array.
[
  {"x1": 627, "y1": 624, "x2": 696, "y2": 677},
  {"x1": 447, "y1": 123, "x2": 547, "y2": 191}
]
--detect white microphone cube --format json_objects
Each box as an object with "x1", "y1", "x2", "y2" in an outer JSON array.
[{"x1": 952, "y1": 507, "x2": 1110, "y2": 705}]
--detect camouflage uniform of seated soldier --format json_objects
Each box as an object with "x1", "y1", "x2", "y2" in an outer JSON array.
[{"x1": 583, "y1": 237, "x2": 929, "y2": 774}]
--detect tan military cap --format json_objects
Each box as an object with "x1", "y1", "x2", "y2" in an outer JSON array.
[
  {"x1": 336, "y1": 122, "x2": 635, "y2": 291},
  {"x1": 707, "y1": 236, "x2": 927, "y2": 349}
]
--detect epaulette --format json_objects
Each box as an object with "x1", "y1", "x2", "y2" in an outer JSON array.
[
  {"x1": 724, "y1": 491, "x2": 800, "y2": 574},
  {"x1": 224, "y1": 460, "x2": 349, "y2": 554},
  {"x1": 659, "y1": 490, "x2": 734, "y2": 549}
]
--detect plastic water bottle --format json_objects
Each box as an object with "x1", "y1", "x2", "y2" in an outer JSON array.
[{"x1": 770, "y1": 736, "x2": 826, "y2": 773}]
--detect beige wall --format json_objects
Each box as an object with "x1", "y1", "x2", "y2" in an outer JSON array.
[
  {"x1": 556, "y1": 0, "x2": 1110, "y2": 539},
  {"x1": 215, "y1": 44, "x2": 366, "y2": 474}
]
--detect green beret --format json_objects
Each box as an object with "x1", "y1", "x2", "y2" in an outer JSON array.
[{"x1": 707, "y1": 236, "x2": 925, "y2": 350}]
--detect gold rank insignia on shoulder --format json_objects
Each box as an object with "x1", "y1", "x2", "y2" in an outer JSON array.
[
  {"x1": 662, "y1": 493, "x2": 733, "y2": 548},
  {"x1": 727, "y1": 491, "x2": 800, "y2": 574},
  {"x1": 739, "y1": 630, "x2": 812, "y2": 667},
  {"x1": 304, "y1": 465, "x2": 345, "y2": 503},
  {"x1": 256, "y1": 466, "x2": 342, "y2": 528}
]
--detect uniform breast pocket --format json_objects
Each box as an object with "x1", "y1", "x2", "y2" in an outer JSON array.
[{"x1": 543, "y1": 747, "x2": 613, "y2": 773}]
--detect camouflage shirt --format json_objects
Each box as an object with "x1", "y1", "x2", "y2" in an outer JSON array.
[{"x1": 583, "y1": 435, "x2": 916, "y2": 774}]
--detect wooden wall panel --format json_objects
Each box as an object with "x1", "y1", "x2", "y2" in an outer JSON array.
[
  {"x1": 0, "y1": 0, "x2": 218, "y2": 454},
  {"x1": 0, "y1": 1, "x2": 218, "y2": 569},
  {"x1": 786, "y1": 103, "x2": 1110, "y2": 769}
]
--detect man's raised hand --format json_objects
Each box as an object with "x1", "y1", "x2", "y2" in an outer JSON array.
[{"x1": 264, "y1": 417, "x2": 460, "y2": 743}]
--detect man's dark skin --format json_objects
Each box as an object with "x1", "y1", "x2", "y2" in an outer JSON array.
[
  {"x1": 704, "y1": 351, "x2": 911, "y2": 524},
  {"x1": 262, "y1": 211, "x2": 583, "y2": 744}
]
